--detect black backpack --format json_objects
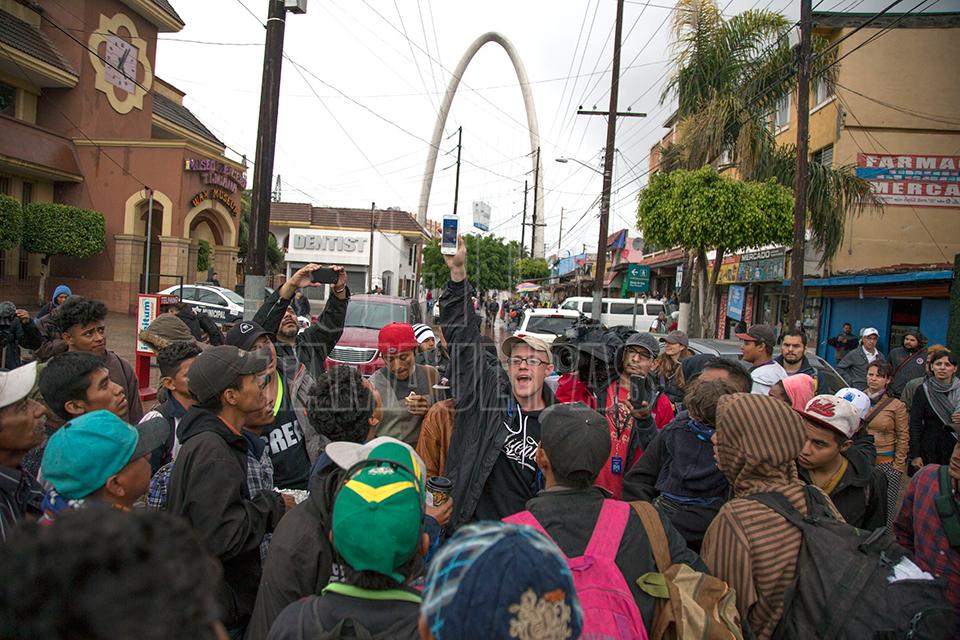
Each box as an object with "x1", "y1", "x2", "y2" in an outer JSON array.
[{"x1": 748, "y1": 486, "x2": 954, "y2": 640}]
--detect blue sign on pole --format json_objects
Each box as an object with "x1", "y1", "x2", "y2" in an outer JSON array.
[{"x1": 727, "y1": 285, "x2": 746, "y2": 321}]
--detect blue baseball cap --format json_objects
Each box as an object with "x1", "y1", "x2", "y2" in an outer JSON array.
[
  {"x1": 41, "y1": 411, "x2": 169, "y2": 500},
  {"x1": 421, "y1": 522, "x2": 583, "y2": 640}
]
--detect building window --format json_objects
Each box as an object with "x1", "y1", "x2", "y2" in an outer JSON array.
[
  {"x1": 0, "y1": 82, "x2": 15, "y2": 117},
  {"x1": 408, "y1": 244, "x2": 413, "y2": 266},
  {"x1": 813, "y1": 76, "x2": 834, "y2": 108},
  {"x1": 21, "y1": 181, "x2": 33, "y2": 205},
  {"x1": 812, "y1": 145, "x2": 833, "y2": 167},
  {"x1": 774, "y1": 93, "x2": 790, "y2": 131},
  {"x1": 0, "y1": 176, "x2": 10, "y2": 195},
  {"x1": 17, "y1": 249, "x2": 27, "y2": 280},
  {"x1": 718, "y1": 147, "x2": 733, "y2": 166}
]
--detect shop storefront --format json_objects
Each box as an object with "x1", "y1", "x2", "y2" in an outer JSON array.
[{"x1": 716, "y1": 247, "x2": 790, "y2": 339}]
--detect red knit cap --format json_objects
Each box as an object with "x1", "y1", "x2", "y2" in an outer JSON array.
[{"x1": 378, "y1": 322, "x2": 418, "y2": 355}]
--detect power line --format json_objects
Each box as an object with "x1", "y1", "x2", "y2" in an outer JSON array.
[
  {"x1": 233, "y1": 0, "x2": 266, "y2": 28},
  {"x1": 835, "y1": 82, "x2": 960, "y2": 125}
]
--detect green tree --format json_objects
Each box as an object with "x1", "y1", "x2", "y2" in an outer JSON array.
[
  {"x1": 197, "y1": 239, "x2": 212, "y2": 274},
  {"x1": 238, "y1": 190, "x2": 283, "y2": 275},
  {"x1": 0, "y1": 195, "x2": 22, "y2": 251},
  {"x1": 516, "y1": 258, "x2": 550, "y2": 282},
  {"x1": 637, "y1": 167, "x2": 793, "y2": 336},
  {"x1": 22, "y1": 203, "x2": 105, "y2": 304},
  {"x1": 661, "y1": 0, "x2": 876, "y2": 263},
  {"x1": 421, "y1": 234, "x2": 525, "y2": 293}
]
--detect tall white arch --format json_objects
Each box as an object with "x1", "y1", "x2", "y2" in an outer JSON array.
[{"x1": 418, "y1": 32, "x2": 544, "y2": 258}]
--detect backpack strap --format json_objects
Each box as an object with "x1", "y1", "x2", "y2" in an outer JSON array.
[
  {"x1": 583, "y1": 499, "x2": 630, "y2": 562},
  {"x1": 503, "y1": 510, "x2": 553, "y2": 542},
  {"x1": 935, "y1": 465, "x2": 960, "y2": 548},
  {"x1": 744, "y1": 491, "x2": 809, "y2": 529},
  {"x1": 630, "y1": 500, "x2": 671, "y2": 573}
]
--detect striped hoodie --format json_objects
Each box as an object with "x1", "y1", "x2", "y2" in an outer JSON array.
[{"x1": 702, "y1": 393, "x2": 841, "y2": 640}]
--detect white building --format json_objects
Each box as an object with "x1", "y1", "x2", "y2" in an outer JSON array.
[{"x1": 270, "y1": 203, "x2": 428, "y2": 304}]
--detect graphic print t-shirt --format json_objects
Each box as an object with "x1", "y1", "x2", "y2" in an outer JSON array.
[{"x1": 474, "y1": 409, "x2": 541, "y2": 521}]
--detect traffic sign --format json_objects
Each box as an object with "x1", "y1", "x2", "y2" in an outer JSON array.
[{"x1": 626, "y1": 264, "x2": 651, "y2": 293}]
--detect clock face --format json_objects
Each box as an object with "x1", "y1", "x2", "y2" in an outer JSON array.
[{"x1": 103, "y1": 34, "x2": 137, "y2": 93}]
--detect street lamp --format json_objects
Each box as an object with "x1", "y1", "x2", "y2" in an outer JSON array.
[{"x1": 555, "y1": 157, "x2": 603, "y2": 175}]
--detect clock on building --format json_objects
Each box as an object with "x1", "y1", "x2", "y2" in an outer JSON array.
[
  {"x1": 103, "y1": 35, "x2": 137, "y2": 93},
  {"x1": 88, "y1": 13, "x2": 153, "y2": 114}
]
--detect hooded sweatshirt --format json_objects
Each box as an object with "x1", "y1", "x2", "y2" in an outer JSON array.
[
  {"x1": 167, "y1": 407, "x2": 286, "y2": 627},
  {"x1": 781, "y1": 374, "x2": 815, "y2": 411},
  {"x1": 701, "y1": 393, "x2": 841, "y2": 640},
  {"x1": 749, "y1": 360, "x2": 788, "y2": 395},
  {"x1": 38, "y1": 285, "x2": 71, "y2": 318}
]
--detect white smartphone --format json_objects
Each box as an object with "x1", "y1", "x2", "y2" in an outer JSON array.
[{"x1": 441, "y1": 215, "x2": 459, "y2": 255}]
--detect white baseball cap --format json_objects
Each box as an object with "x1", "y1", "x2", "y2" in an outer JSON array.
[
  {"x1": 861, "y1": 327, "x2": 879, "y2": 338},
  {"x1": 835, "y1": 387, "x2": 871, "y2": 419},
  {"x1": 801, "y1": 395, "x2": 861, "y2": 440},
  {"x1": 0, "y1": 361, "x2": 37, "y2": 410}
]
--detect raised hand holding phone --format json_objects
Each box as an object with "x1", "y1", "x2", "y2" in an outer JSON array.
[{"x1": 440, "y1": 215, "x2": 459, "y2": 255}]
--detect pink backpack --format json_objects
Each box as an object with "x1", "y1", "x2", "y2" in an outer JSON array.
[{"x1": 504, "y1": 500, "x2": 649, "y2": 640}]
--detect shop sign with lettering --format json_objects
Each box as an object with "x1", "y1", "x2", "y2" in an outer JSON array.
[
  {"x1": 191, "y1": 189, "x2": 240, "y2": 217},
  {"x1": 185, "y1": 158, "x2": 247, "y2": 193}
]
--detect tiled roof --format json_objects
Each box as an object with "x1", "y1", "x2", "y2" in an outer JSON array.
[
  {"x1": 152, "y1": 0, "x2": 185, "y2": 25},
  {"x1": 271, "y1": 203, "x2": 429, "y2": 236},
  {"x1": 152, "y1": 93, "x2": 222, "y2": 145},
  {"x1": 0, "y1": 10, "x2": 76, "y2": 75}
]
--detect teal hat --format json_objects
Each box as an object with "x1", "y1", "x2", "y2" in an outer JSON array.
[{"x1": 41, "y1": 411, "x2": 170, "y2": 500}]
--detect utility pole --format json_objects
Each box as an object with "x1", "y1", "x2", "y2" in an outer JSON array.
[
  {"x1": 557, "y1": 207, "x2": 565, "y2": 258},
  {"x1": 520, "y1": 180, "x2": 528, "y2": 256},
  {"x1": 244, "y1": 0, "x2": 300, "y2": 318},
  {"x1": 531, "y1": 146, "x2": 541, "y2": 258},
  {"x1": 452, "y1": 126, "x2": 462, "y2": 218},
  {"x1": 368, "y1": 202, "x2": 376, "y2": 293},
  {"x1": 789, "y1": 0, "x2": 812, "y2": 330}
]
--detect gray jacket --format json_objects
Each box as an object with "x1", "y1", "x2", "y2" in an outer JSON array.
[{"x1": 836, "y1": 347, "x2": 886, "y2": 391}]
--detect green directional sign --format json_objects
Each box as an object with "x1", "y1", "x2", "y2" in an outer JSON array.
[{"x1": 626, "y1": 264, "x2": 651, "y2": 293}]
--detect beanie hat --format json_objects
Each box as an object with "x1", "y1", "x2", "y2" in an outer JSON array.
[{"x1": 412, "y1": 323, "x2": 436, "y2": 344}]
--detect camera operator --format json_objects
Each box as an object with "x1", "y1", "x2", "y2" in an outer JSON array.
[
  {"x1": 439, "y1": 237, "x2": 557, "y2": 528},
  {"x1": 0, "y1": 302, "x2": 42, "y2": 370}
]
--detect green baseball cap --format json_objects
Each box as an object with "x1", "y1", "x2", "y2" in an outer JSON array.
[
  {"x1": 41, "y1": 410, "x2": 170, "y2": 500},
  {"x1": 331, "y1": 439, "x2": 425, "y2": 583}
]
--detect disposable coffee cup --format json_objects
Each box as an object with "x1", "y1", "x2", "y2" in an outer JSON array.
[{"x1": 425, "y1": 476, "x2": 453, "y2": 507}]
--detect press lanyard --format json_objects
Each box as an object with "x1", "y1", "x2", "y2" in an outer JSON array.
[{"x1": 272, "y1": 373, "x2": 284, "y2": 417}]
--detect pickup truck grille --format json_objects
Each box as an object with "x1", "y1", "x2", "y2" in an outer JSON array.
[{"x1": 329, "y1": 346, "x2": 377, "y2": 364}]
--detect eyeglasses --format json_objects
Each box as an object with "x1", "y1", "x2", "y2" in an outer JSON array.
[{"x1": 508, "y1": 356, "x2": 547, "y2": 368}]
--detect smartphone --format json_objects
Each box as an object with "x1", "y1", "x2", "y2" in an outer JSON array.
[
  {"x1": 441, "y1": 215, "x2": 459, "y2": 255},
  {"x1": 310, "y1": 267, "x2": 339, "y2": 285},
  {"x1": 630, "y1": 374, "x2": 650, "y2": 408}
]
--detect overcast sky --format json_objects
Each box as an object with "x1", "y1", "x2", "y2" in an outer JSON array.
[{"x1": 155, "y1": 0, "x2": 957, "y2": 259}]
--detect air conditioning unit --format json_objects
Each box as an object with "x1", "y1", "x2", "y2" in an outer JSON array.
[{"x1": 284, "y1": 0, "x2": 307, "y2": 14}]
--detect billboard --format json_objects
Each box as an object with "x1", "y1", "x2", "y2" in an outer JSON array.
[
  {"x1": 472, "y1": 201, "x2": 491, "y2": 232},
  {"x1": 855, "y1": 153, "x2": 960, "y2": 208}
]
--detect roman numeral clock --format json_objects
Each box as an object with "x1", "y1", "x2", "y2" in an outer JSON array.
[{"x1": 87, "y1": 13, "x2": 153, "y2": 114}]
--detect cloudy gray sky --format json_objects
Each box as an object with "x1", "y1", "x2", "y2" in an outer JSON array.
[{"x1": 155, "y1": 0, "x2": 956, "y2": 259}]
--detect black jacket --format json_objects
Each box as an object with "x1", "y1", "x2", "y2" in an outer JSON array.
[
  {"x1": 1, "y1": 319, "x2": 41, "y2": 370},
  {"x1": 440, "y1": 278, "x2": 556, "y2": 528},
  {"x1": 177, "y1": 308, "x2": 224, "y2": 345},
  {"x1": 167, "y1": 407, "x2": 286, "y2": 626},
  {"x1": 797, "y1": 428, "x2": 885, "y2": 530},
  {"x1": 888, "y1": 346, "x2": 926, "y2": 398},
  {"x1": 524, "y1": 488, "x2": 708, "y2": 634},
  {"x1": 265, "y1": 586, "x2": 421, "y2": 640},
  {"x1": 254, "y1": 289, "x2": 349, "y2": 381},
  {"x1": 774, "y1": 354, "x2": 826, "y2": 393},
  {"x1": 909, "y1": 387, "x2": 956, "y2": 466},
  {"x1": 246, "y1": 460, "x2": 342, "y2": 640}
]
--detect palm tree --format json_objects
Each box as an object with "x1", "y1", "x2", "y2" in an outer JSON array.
[{"x1": 656, "y1": 0, "x2": 877, "y2": 334}]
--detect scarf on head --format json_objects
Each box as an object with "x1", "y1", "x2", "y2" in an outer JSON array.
[
  {"x1": 781, "y1": 374, "x2": 815, "y2": 411},
  {"x1": 922, "y1": 376, "x2": 960, "y2": 428}
]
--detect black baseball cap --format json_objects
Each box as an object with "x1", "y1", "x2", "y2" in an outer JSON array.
[
  {"x1": 188, "y1": 345, "x2": 270, "y2": 404},
  {"x1": 736, "y1": 324, "x2": 775, "y2": 348},
  {"x1": 225, "y1": 320, "x2": 272, "y2": 351},
  {"x1": 539, "y1": 403, "x2": 611, "y2": 480}
]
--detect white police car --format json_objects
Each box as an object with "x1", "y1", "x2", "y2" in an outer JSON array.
[{"x1": 157, "y1": 283, "x2": 244, "y2": 324}]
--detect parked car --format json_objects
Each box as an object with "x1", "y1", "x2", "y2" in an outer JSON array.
[
  {"x1": 670, "y1": 336, "x2": 847, "y2": 395},
  {"x1": 559, "y1": 296, "x2": 667, "y2": 330},
  {"x1": 325, "y1": 294, "x2": 424, "y2": 376},
  {"x1": 514, "y1": 309, "x2": 582, "y2": 345},
  {"x1": 157, "y1": 284, "x2": 244, "y2": 324}
]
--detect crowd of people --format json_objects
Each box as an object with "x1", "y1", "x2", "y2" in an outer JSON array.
[{"x1": 0, "y1": 246, "x2": 956, "y2": 639}]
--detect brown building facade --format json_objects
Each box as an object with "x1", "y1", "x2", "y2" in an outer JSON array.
[{"x1": 0, "y1": 0, "x2": 244, "y2": 312}]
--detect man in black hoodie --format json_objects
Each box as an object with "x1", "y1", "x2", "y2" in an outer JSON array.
[
  {"x1": 167, "y1": 345, "x2": 293, "y2": 638},
  {"x1": 440, "y1": 237, "x2": 557, "y2": 527}
]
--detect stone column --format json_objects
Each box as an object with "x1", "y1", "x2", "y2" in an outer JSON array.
[
  {"x1": 114, "y1": 234, "x2": 145, "y2": 283},
  {"x1": 187, "y1": 241, "x2": 200, "y2": 283},
  {"x1": 158, "y1": 236, "x2": 191, "y2": 289}
]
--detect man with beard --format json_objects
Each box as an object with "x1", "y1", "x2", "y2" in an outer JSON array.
[
  {"x1": 368, "y1": 323, "x2": 436, "y2": 447},
  {"x1": 887, "y1": 331, "x2": 927, "y2": 398},
  {"x1": 0, "y1": 362, "x2": 46, "y2": 542},
  {"x1": 775, "y1": 330, "x2": 824, "y2": 392},
  {"x1": 253, "y1": 263, "x2": 349, "y2": 381}
]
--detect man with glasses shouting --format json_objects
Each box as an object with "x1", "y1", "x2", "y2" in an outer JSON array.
[{"x1": 439, "y1": 236, "x2": 558, "y2": 528}]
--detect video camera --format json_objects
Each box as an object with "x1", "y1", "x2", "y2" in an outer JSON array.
[
  {"x1": 0, "y1": 301, "x2": 16, "y2": 342},
  {"x1": 550, "y1": 316, "x2": 640, "y2": 393}
]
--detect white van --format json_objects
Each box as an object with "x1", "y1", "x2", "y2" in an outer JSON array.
[{"x1": 558, "y1": 296, "x2": 666, "y2": 330}]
